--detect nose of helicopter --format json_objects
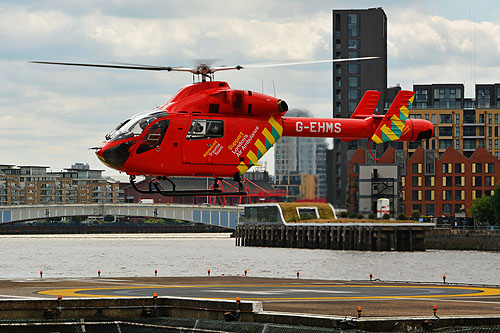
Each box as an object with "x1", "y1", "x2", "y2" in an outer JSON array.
[{"x1": 95, "y1": 140, "x2": 136, "y2": 170}]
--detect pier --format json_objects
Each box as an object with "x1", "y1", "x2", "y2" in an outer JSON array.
[
  {"x1": 235, "y1": 223, "x2": 431, "y2": 251},
  {"x1": 235, "y1": 203, "x2": 434, "y2": 251}
]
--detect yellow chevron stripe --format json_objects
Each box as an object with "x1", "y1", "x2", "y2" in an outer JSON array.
[
  {"x1": 268, "y1": 116, "x2": 283, "y2": 136},
  {"x1": 255, "y1": 139, "x2": 267, "y2": 155},
  {"x1": 381, "y1": 124, "x2": 399, "y2": 141},
  {"x1": 262, "y1": 128, "x2": 276, "y2": 145},
  {"x1": 399, "y1": 105, "x2": 409, "y2": 118},
  {"x1": 237, "y1": 162, "x2": 249, "y2": 174},
  {"x1": 391, "y1": 115, "x2": 405, "y2": 132},
  {"x1": 247, "y1": 150, "x2": 259, "y2": 165},
  {"x1": 371, "y1": 133, "x2": 383, "y2": 144}
]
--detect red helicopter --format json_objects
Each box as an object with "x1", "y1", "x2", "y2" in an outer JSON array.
[{"x1": 32, "y1": 60, "x2": 434, "y2": 196}]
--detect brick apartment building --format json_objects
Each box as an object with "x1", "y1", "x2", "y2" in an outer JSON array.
[{"x1": 347, "y1": 146, "x2": 498, "y2": 218}]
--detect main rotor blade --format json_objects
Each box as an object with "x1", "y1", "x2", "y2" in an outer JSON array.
[
  {"x1": 30, "y1": 61, "x2": 173, "y2": 71},
  {"x1": 239, "y1": 57, "x2": 379, "y2": 69}
]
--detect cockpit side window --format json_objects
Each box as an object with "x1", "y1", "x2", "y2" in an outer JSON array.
[
  {"x1": 136, "y1": 119, "x2": 170, "y2": 154},
  {"x1": 110, "y1": 111, "x2": 167, "y2": 141},
  {"x1": 186, "y1": 119, "x2": 224, "y2": 140}
]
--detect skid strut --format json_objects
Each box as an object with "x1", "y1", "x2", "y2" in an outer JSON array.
[{"x1": 129, "y1": 175, "x2": 247, "y2": 197}]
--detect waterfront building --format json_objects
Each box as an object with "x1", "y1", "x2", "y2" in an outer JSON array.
[
  {"x1": 328, "y1": 7, "x2": 388, "y2": 208},
  {"x1": 0, "y1": 163, "x2": 120, "y2": 205},
  {"x1": 406, "y1": 83, "x2": 500, "y2": 159},
  {"x1": 347, "y1": 144, "x2": 500, "y2": 219}
]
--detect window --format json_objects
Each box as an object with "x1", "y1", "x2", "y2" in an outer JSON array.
[
  {"x1": 443, "y1": 204, "x2": 453, "y2": 214},
  {"x1": 412, "y1": 190, "x2": 421, "y2": 200},
  {"x1": 335, "y1": 77, "x2": 341, "y2": 87},
  {"x1": 455, "y1": 127, "x2": 460, "y2": 137},
  {"x1": 432, "y1": 114, "x2": 436, "y2": 124},
  {"x1": 136, "y1": 119, "x2": 170, "y2": 154},
  {"x1": 485, "y1": 176, "x2": 495, "y2": 187},
  {"x1": 489, "y1": 114, "x2": 493, "y2": 124},
  {"x1": 348, "y1": 39, "x2": 359, "y2": 49},
  {"x1": 472, "y1": 163, "x2": 482, "y2": 173},
  {"x1": 489, "y1": 127, "x2": 493, "y2": 137},
  {"x1": 348, "y1": 77, "x2": 360, "y2": 87},
  {"x1": 455, "y1": 114, "x2": 460, "y2": 124},
  {"x1": 348, "y1": 102, "x2": 358, "y2": 113},
  {"x1": 425, "y1": 190, "x2": 434, "y2": 201},
  {"x1": 348, "y1": 64, "x2": 360, "y2": 74},
  {"x1": 425, "y1": 204, "x2": 435, "y2": 216},
  {"x1": 496, "y1": 114, "x2": 499, "y2": 124},
  {"x1": 489, "y1": 139, "x2": 493, "y2": 150},
  {"x1": 412, "y1": 204, "x2": 422, "y2": 214},
  {"x1": 335, "y1": 103, "x2": 341, "y2": 113},
  {"x1": 443, "y1": 176, "x2": 452, "y2": 187},
  {"x1": 412, "y1": 163, "x2": 422, "y2": 174},
  {"x1": 412, "y1": 176, "x2": 422, "y2": 187},
  {"x1": 477, "y1": 88, "x2": 491, "y2": 108},
  {"x1": 425, "y1": 176, "x2": 435, "y2": 186},
  {"x1": 496, "y1": 139, "x2": 499, "y2": 150},
  {"x1": 439, "y1": 139, "x2": 452, "y2": 150},
  {"x1": 347, "y1": 14, "x2": 359, "y2": 37},
  {"x1": 348, "y1": 51, "x2": 360, "y2": 58},
  {"x1": 425, "y1": 151, "x2": 435, "y2": 174},
  {"x1": 464, "y1": 139, "x2": 476, "y2": 150},
  {"x1": 440, "y1": 114, "x2": 452, "y2": 124},
  {"x1": 348, "y1": 89, "x2": 359, "y2": 99},
  {"x1": 186, "y1": 119, "x2": 224, "y2": 140},
  {"x1": 463, "y1": 127, "x2": 476, "y2": 136},
  {"x1": 473, "y1": 176, "x2": 482, "y2": 187},
  {"x1": 439, "y1": 127, "x2": 452, "y2": 136},
  {"x1": 487, "y1": 163, "x2": 495, "y2": 173},
  {"x1": 443, "y1": 190, "x2": 452, "y2": 201},
  {"x1": 433, "y1": 88, "x2": 462, "y2": 108}
]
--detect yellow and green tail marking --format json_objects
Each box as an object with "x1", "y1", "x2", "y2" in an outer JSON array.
[
  {"x1": 371, "y1": 92, "x2": 414, "y2": 144},
  {"x1": 237, "y1": 116, "x2": 283, "y2": 174}
]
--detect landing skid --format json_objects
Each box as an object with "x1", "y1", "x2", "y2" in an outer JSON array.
[{"x1": 129, "y1": 175, "x2": 247, "y2": 197}]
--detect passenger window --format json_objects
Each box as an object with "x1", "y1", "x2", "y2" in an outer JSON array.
[
  {"x1": 136, "y1": 119, "x2": 170, "y2": 154},
  {"x1": 187, "y1": 119, "x2": 224, "y2": 140}
]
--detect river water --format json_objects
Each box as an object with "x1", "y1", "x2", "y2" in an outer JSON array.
[{"x1": 0, "y1": 233, "x2": 498, "y2": 284}]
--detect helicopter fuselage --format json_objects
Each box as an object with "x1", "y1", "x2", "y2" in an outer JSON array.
[{"x1": 95, "y1": 81, "x2": 434, "y2": 179}]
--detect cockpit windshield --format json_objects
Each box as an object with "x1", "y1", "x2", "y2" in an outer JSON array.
[{"x1": 106, "y1": 110, "x2": 168, "y2": 141}]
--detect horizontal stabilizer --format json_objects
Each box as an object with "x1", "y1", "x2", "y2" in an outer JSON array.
[
  {"x1": 371, "y1": 90, "x2": 415, "y2": 144},
  {"x1": 350, "y1": 90, "x2": 381, "y2": 119}
]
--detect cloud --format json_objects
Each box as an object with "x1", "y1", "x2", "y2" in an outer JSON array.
[{"x1": 387, "y1": 7, "x2": 500, "y2": 94}]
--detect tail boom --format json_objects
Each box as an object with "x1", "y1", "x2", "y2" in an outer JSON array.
[{"x1": 282, "y1": 117, "x2": 377, "y2": 139}]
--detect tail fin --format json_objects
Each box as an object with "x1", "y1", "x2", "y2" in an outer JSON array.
[
  {"x1": 350, "y1": 90, "x2": 381, "y2": 119},
  {"x1": 371, "y1": 90, "x2": 415, "y2": 144}
]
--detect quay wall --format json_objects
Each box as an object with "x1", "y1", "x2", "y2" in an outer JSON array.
[
  {"x1": 426, "y1": 228, "x2": 500, "y2": 251},
  {"x1": 235, "y1": 224, "x2": 431, "y2": 251}
]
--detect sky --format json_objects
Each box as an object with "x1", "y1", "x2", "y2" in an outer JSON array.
[{"x1": 1, "y1": 0, "x2": 500, "y2": 178}]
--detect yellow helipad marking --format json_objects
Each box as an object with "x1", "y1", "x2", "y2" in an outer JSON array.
[{"x1": 38, "y1": 284, "x2": 500, "y2": 300}]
